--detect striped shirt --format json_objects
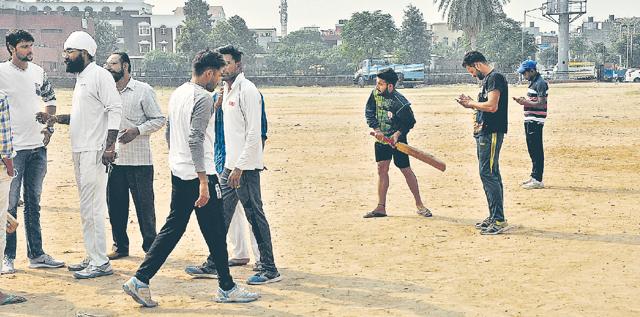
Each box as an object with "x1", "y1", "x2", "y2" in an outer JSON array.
[
  {"x1": 524, "y1": 74, "x2": 548, "y2": 124},
  {"x1": 114, "y1": 78, "x2": 165, "y2": 166},
  {"x1": 0, "y1": 91, "x2": 13, "y2": 159}
]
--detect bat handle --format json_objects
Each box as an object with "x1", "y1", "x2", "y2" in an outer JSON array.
[{"x1": 369, "y1": 131, "x2": 395, "y2": 145}]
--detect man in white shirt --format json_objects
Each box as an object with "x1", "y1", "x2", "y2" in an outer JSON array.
[
  {"x1": 37, "y1": 31, "x2": 122, "y2": 279},
  {"x1": 185, "y1": 45, "x2": 281, "y2": 285},
  {"x1": 122, "y1": 49, "x2": 258, "y2": 307},
  {"x1": 0, "y1": 29, "x2": 65, "y2": 274},
  {"x1": 103, "y1": 52, "x2": 164, "y2": 260}
]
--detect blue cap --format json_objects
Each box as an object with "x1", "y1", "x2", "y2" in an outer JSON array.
[{"x1": 517, "y1": 60, "x2": 537, "y2": 74}]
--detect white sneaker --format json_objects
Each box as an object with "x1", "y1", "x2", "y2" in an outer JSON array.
[
  {"x1": 1, "y1": 258, "x2": 16, "y2": 274},
  {"x1": 520, "y1": 177, "x2": 534, "y2": 185},
  {"x1": 215, "y1": 285, "x2": 260, "y2": 303},
  {"x1": 73, "y1": 262, "x2": 113, "y2": 279},
  {"x1": 522, "y1": 179, "x2": 544, "y2": 189},
  {"x1": 123, "y1": 277, "x2": 158, "y2": 307}
]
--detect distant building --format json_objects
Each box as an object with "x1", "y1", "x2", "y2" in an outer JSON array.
[
  {"x1": 320, "y1": 19, "x2": 345, "y2": 47},
  {"x1": 536, "y1": 31, "x2": 558, "y2": 51},
  {"x1": 0, "y1": 0, "x2": 153, "y2": 75},
  {"x1": 251, "y1": 27, "x2": 278, "y2": 51},
  {"x1": 172, "y1": 5, "x2": 225, "y2": 26},
  {"x1": 575, "y1": 15, "x2": 618, "y2": 44},
  {"x1": 429, "y1": 22, "x2": 463, "y2": 47}
]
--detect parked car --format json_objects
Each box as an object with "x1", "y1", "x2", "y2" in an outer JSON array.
[{"x1": 625, "y1": 69, "x2": 640, "y2": 82}]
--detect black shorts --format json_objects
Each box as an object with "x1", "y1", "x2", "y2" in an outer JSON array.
[{"x1": 374, "y1": 136, "x2": 410, "y2": 168}]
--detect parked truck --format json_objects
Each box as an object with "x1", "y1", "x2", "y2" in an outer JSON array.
[{"x1": 354, "y1": 58, "x2": 425, "y2": 88}]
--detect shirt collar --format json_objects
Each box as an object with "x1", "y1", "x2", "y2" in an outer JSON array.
[
  {"x1": 122, "y1": 77, "x2": 137, "y2": 92},
  {"x1": 230, "y1": 72, "x2": 245, "y2": 91},
  {"x1": 78, "y1": 62, "x2": 96, "y2": 78}
]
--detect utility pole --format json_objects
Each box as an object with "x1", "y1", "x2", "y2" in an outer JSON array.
[
  {"x1": 522, "y1": 6, "x2": 544, "y2": 58},
  {"x1": 543, "y1": 0, "x2": 587, "y2": 80}
]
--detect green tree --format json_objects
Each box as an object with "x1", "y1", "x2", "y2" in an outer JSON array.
[
  {"x1": 397, "y1": 5, "x2": 431, "y2": 65},
  {"x1": 265, "y1": 30, "x2": 328, "y2": 75},
  {"x1": 538, "y1": 46, "x2": 558, "y2": 68},
  {"x1": 570, "y1": 35, "x2": 589, "y2": 60},
  {"x1": 210, "y1": 15, "x2": 262, "y2": 56},
  {"x1": 341, "y1": 10, "x2": 398, "y2": 62},
  {"x1": 176, "y1": 0, "x2": 213, "y2": 58},
  {"x1": 142, "y1": 50, "x2": 190, "y2": 75},
  {"x1": 476, "y1": 14, "x2": 536, "y2": 72},
  {"x1": 434, "y1": 0, "x2": 509, "y2": 49},
  {"x1": 93, "y1": 19, "x2": 119, "y2": 65}
]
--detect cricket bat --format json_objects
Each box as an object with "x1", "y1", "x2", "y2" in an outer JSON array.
[
  {"x1": 370, "y1": 132, "x2": 446, "y2": 172},
  {"x1": 6, "y1": 213, "x2": 18, "y2": 234}
]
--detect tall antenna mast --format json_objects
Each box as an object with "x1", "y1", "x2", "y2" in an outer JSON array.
[
  {"x1": 279, "y1": 0, "x2": 288, "y2": 37},
  {"x1": 543, "y1": 0, "x2": 587, "y2": 79}
]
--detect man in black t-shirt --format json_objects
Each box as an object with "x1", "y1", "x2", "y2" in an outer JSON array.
[{"x1": 456, "y1": 51, "x2": 509, "y2": 235}]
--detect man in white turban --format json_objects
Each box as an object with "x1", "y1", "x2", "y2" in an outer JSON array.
[{"x1": 37, "y1": 31, "x2": 122, "y2": 279}]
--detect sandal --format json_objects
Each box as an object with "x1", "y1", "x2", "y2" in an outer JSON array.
[
  {"x1": 417, "y1": 206, "x2": 432, "y2": 217},
  {"x1": 0, "y1": 293, "x2": 27, "y2": 305},
  {"x1": 363, "y1": 204, "x2": 387, "y2": 218}
]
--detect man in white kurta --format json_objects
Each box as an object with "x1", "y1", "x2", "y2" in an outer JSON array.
[{"x1": 38, "y1": 31, "x2": 122, "y2": 279}]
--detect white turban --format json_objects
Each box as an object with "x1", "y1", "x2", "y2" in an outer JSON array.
[{"x1": 64, "y1": 31, "x2": 97, "y2": 57}]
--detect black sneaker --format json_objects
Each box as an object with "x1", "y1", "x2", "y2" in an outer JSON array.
[
  {"x1": 475, "y1": 217, "x2": 493, "y2": 230},
  {"x1": 480, "y1": 220, "x2": 509, "y2": 235},
  {"x1": 184, "y1": 263, "x2": 218, "y2": 279}
]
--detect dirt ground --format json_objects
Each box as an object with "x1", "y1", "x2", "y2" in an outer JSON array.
[{"x1": 0, "y1": 82, "x2": 639, "y2": 316}]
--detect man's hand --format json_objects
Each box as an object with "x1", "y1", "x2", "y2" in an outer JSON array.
[
  {"x1": 457, "y1": 94, "x2": 474, "y2": 109},
  {"x1": 390, "y1": 131, "x2": 401, "y2": 147},
  {"x1": 214, "y1": 87, "x2": 224, "y2": 111},
  {"x1": 373, "y1": 129, "x2": 385, "y2": 142},
  {"x1": 194, "y1": 180, "x2": 210, "y2": 208},
  {"x1": 513, "y1": 97, "x2": 526, "y2": 105},
  {"x1": 229, "y1": 168, "x2": 243, "y2": 189},
  {"x1": 102, "y1": 149, "x2": 117, "y2": 166},
  {"x1": 36, "y1": 112, "x2": 51, "y2": 124},
  {"x1": 37, "y1": 113, "x2": 70, "y2": 125},
  {"x1": 41, "y1": 127, "x2": 52, "y2": 146},
  {"x1": 2, "y1": 158, "x2": 14, "y2": 177},
  {"x1": 118, "y1": 127, "x2": 140, "y2": 144}
]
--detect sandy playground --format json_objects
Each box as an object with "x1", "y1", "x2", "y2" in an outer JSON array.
[{"x1": 0, "y1": 82, "x2": 639, "y2": 316}]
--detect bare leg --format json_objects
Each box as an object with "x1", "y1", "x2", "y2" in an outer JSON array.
[
  {"x1": 400, "y1": 167, "x2": 425, "y2": 209},
  {"x1": 374, "y1": 160, "x2": 391, "y2": 214}
]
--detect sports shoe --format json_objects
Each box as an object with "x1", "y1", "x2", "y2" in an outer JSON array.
[
  {"x1": 68, "y1": 258, "x2": 90, "y2": 271},
  {"x1": 247, "y1": 271, "x2": 282, "y2": 285},
  {"x1": 228, "y1": 258, "x2": 250, "y2": 266},
  {"x1": 123, "y1": 277, "x2": 158, "y2": 308},
  {"x1": 480, "y1": 220, "x2": 509, "y2": 235},
  {"x1": 520, "y1": 177, "x2": 534, "y2": 185},
  {"x1": 522, "y1": 179, "x2": 544, "y2": 189},
  {"x1": 216, "y1": 285, "x2": 259, "y2": 303},
  {"x1": 107, "y1": 250, "x2": 129, "y2": 260},
  {"x1": 29, "y1": 254, "x2": 65, "y2": 269},
  {"x1": 1, "y1": 258, "x2": 16, "y2": 274},
  {"x1": 184, "y1": 263, "x2": 218, "y2": 279},
  {"x1": 475, "y1": 217, "x2": 493, "y2": 230},
  {"x1": 73, "y1": 262, "x2": 113, "y2": 279}
]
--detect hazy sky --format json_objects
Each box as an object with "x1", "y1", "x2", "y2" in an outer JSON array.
[{"x1": 148, "y1": 0, "x2": 640, "y2": 34}]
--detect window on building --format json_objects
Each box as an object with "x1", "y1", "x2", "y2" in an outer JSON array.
[
  {"x1": 41, "y1": 29, "x2": 63, "y2": 34},
  {"x1": 138, "y1": 22, "x2": 151, "y2": 36},
  {"x1": 161, "y1": 44, "x2": 167, "y2": 52},
  {"x1": 139, "y1": 42, "x2": 151, "y2": 54},
  {"x1": 160, "y1": 26, "x2": 167, "y2": 35}
]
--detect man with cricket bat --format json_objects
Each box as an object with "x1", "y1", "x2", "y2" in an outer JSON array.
[{"x1": 364, "y1": 68, "x2": 432, "y2": 218}]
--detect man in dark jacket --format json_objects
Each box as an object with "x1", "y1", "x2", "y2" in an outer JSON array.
[{"x1": 363, "y1": 68, "x2": 431, "y2": 218}]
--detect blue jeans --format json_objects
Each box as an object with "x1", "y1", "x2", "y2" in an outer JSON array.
[
  {"x1": 5, "y1": 146, "x2": 47, "y2": 260},
  {"x1": 475, "y1": 133, "x2": 505, "y2": 222}
]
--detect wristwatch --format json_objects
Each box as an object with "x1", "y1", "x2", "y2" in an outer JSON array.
[{"x1": 46, "y1": 126, "x2": 55, "y2": 133}]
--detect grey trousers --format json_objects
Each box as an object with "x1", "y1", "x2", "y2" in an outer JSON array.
[
  {"x1": 205, "y1": 168, "x2": 278, "y2": 273},
  {"x1": 475, "y1": 132, "x2": 505, "y2": 222}
]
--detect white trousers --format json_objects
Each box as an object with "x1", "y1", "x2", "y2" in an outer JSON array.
[
  {"x1": 0, "y1": 165, "x2": 11, "y2": 272},
  {"x1": 227, "y1": 203, "x2": 259, "y2": 261},
  {"x1": 72, "y1": 151, "x2": 108, "y2": 266}
]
